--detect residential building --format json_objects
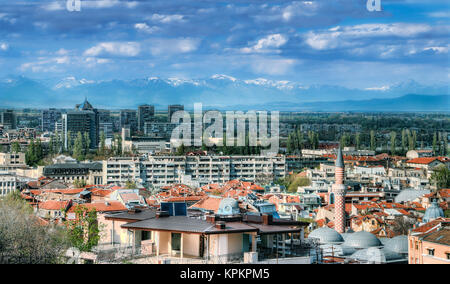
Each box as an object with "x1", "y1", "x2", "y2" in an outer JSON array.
[
  {"x1": 41, "y1": 108, "x2": 62, "y2": 132},
  {"x1": 408, "y1": 218, "x2": 450, "y2": 264},
  {"x1": 103, "y1": 155, "x2": 286, "y2": 187},
  {"x1": 62, "y1": 99, "x2": 99, "y2": 149},
  {"x1": 0, "y1": 172, "x2": 17, "y2": 196},
  {"x1": 168, "y1": 105, "x2": 184, "y2": 122},
  {"x1": 43, "y1": 162, "x2": 103, "y2": 184},
  {"x1": 120, "y1": 109, "x2": 137, "y2": 134},
  {"x1": 138, "y1": 104, "x2": 155, "y2": 133},
  {"x1": 1, "y1": 110, "x2": 16, "y2": 130}
]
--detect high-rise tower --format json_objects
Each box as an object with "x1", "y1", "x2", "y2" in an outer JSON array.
[{"x1": 332, "y1": 146, "x2": 346, "y2": 233}]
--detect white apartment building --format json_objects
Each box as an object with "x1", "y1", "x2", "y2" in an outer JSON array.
[
  {"x1": 0, "y1": 172, "x2": 17, "y2": 196},
  {"x1": 103, "y1": 155, "x2": 286, "y2": 187},
  {"x1": 0, "y1": 152, "x2": 26, "y2": 172}
]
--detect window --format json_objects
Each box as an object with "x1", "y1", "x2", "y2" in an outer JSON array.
[
  {"x1": 446, "y1": 253, "x2": 450, "y2": 260},
  {"x1": 427, "y1": 248, "x2": 435, "y2": 256}
]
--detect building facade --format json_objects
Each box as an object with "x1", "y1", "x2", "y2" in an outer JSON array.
[
  {"x1": 103, "y1": 155, "x2": 286, "y2": 187},
  {"x1": 138, "y1": 105, "x2": 155, "y2": 133},
  {"x1": 63, "y1": 99, "x2": 99, "y2": 150},
  {"x1": 41, "y1": 108, "x2": 62, "y2": 132}
]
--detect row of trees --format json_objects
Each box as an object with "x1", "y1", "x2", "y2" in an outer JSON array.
[
  {"x1": 286, "y1": 130, "x2": 319, "y2": 154},
  {"x1": 286, "y1": 127, "x2": 448, "y2": 156}
]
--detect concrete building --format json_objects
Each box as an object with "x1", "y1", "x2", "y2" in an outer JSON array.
[
  {"x1": 41, "y1": 108, "x2": 62, "y2": 132},
  {"x1": 62, "y1": 99, "x2": 99, "y2": 150},
  {"x1": 168, "y1": 105, "x2": 184, "y2": 122},
  {"x1": 103, "y1": 155, "x2": 286, "y2": 187},
  {"x1": 43, "y1": 162, "x2": 103, "y2": 184},
  {"x1": 120, "y1": 109, "x2": 137, "y2": 134},
  {"x1": 138, "y1": 105, "x2": 155, "y2": 133},
  {"x1": 1, "y1": 110, "x2": 16, "y2": 130},
  {"x1": 0, "y1": 152, "x2": 26, "y2": 172},
  {"x1": 0, "y1": 171, "x2": 17, "y2": 196}
]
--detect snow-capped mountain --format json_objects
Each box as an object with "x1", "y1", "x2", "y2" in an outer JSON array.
[{"x1": 0, "y1": 75, "x2": 448, "y2": 110}]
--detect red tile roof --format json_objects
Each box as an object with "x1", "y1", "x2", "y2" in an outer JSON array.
[
  {"x1": 38, "y1": 200, "x2": 69, "y2": 211},
  {"x1": 190, "y1": 196, "x2": 223, "y2": 212}
]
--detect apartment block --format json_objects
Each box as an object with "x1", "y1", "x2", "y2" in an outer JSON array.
[{"x1": 103, "y1": 155, "x2": 286, "y2": 187}]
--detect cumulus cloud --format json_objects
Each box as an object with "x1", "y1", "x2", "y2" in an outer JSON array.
[
  {"x1": 134, "y1": 23, "x2": 160, "y2": 34},
  {"x1": 241, "y1": 34, "x2": 288, "y2": 53},
  {"x1": 84, "y1": 42, "x2": 141, "y2": 57}
]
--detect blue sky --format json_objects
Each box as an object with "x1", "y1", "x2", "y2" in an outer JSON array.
[{"x1": 0, "y1": 0, "x2": 448, "y2": 89}]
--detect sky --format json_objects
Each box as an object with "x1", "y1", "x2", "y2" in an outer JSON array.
[{"x1": 0, "y1": 0, "x2": 448, "y2": 89}]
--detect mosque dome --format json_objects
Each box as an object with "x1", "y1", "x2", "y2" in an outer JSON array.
[
  {"x1": 384, "y1": 235, "x2": 408, "y2": 254},
  {"x1": 349, "y1": 247, "x2": 403, "y2": 263},
  {"x1": 308, "y1": 227, "x2": 344, "y2": 244},
  {"x1": 343, "y1": 231, "x2": 382, "y2": 249},
  {"x1": 423, "y1": 200, "x2": 444, "y2": 223},
  {"x1": 217, "y1": 198, "x2": 240, "y2": 215}
]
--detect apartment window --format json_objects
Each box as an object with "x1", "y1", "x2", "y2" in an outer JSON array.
[
  {"x1": 427, "y1": 248, "x2": 435, "y2": 256},
  {"x1": 446, "y1": 253, "x2": 450, "y2": 260}
]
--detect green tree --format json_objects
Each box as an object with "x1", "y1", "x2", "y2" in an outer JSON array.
[
  {"x1": 390, "y1": 131, "x2": 397, "y2": 155},
  {"x1": 432, "y1": 132, "x2": 438, "y2": 155},
  {"x1": 288, "y1": 176, "x2": 311, "y2": 193},
  {"x1": 83, "y1": 132, "x2": 91, "y2": 156},
  {"x1": 370, "y1": 130, "x2": 376, "y2": 151},
  {"x1": 11, "y1": 142, "x2": 21, "y2": 153},
  {"x1": 176, "y1": 143, "x2": 186, "y2": 156},
  {"x1": 401, "y1": 129, "x2": 407, "y2": 153},
  {"x1": 73, "y1": 179, "x2": 87, "y2": 188},
  {"x1": 73, "y1": 132, "x2": 85, "y2": 161},
  {"x1": 25, "y1": 139, "x2": 43, "y2": 166},
  {"x1": 125, "y1": 180, "x2": 137, "y2": 189},
  {"x1": 65, "y1": 205, "x2": 100, "y2": 252},
  {"x1": 98, "y1": 132, "x2": 106, "y2": 156},
  {"x1": 430, "y1": 165, "x2": 450, "y2": 191},
  {"x1": 0, "y1": 190, "x2": 68, "y2": 263},
  {"x1": 355, "y1": 133, "x2": 361, "y2": 150}
]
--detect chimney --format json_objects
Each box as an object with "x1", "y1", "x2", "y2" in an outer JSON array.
[
  {"x1": 156, "y1": 211, "x2": 169, "y2": 219},
  {"x1": 206, "y1": 214, "x2": 216, "y2": 224},
  {"x1": 215, "y1": 221, "x2": 226, "y2": 230},
  {"x1": 262, "y1": 213, "x2": 273, "y2": 225}
]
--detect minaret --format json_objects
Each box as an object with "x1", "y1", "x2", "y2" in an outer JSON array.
[{"x1": 332, "y1": 146, "x2": 346, "y2": 233}]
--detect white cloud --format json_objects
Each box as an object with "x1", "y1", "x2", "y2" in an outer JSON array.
[
  {"x1": 305, "y1": 23, "x2": 433, "y2": 50},
  {"x1": 43, "y1": 2, "x2": 65, "y2": 11},
  {"x1": 0, "y1": 43, "x2": 9, "y2": 51},
  {"x1": 84, "y1": 0, "x2": 120, "y2": 9},
  {"x1": 149, "y1": 38, "x2": 200, "y2": 55},
  {"x1": 134, "y1": 23, "x2": 160, "y2": 34},
  {"x1": 241, "y1": 34, "x2": 288, "y2": 53},
  {"x1": 365, "y1": 85, "x2": 390, "y2": 91},
  {"x1": 150, "y1": 14, "x2": 185, "y2": 24},
  {"x1": 423, "y1": 46, "x2": 448, "y2": 54},
  {"x1": 282, "y1": 1, "x2": 318, "y2": 21},
  {"x1": 84, "y1": 42, "x2": 141, "y2": 57},
  {"x1": 250, "y1": 57, "x2": 297, "y2": 75}
]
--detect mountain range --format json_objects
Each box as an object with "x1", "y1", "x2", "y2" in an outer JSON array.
[{"x1": 0, "y1": 75, "x2": 448, "y2": 112}]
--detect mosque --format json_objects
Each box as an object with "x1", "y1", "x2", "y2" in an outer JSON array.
[{"x1": 307, "y1": 146, "x2": 409, "y2": 264}]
